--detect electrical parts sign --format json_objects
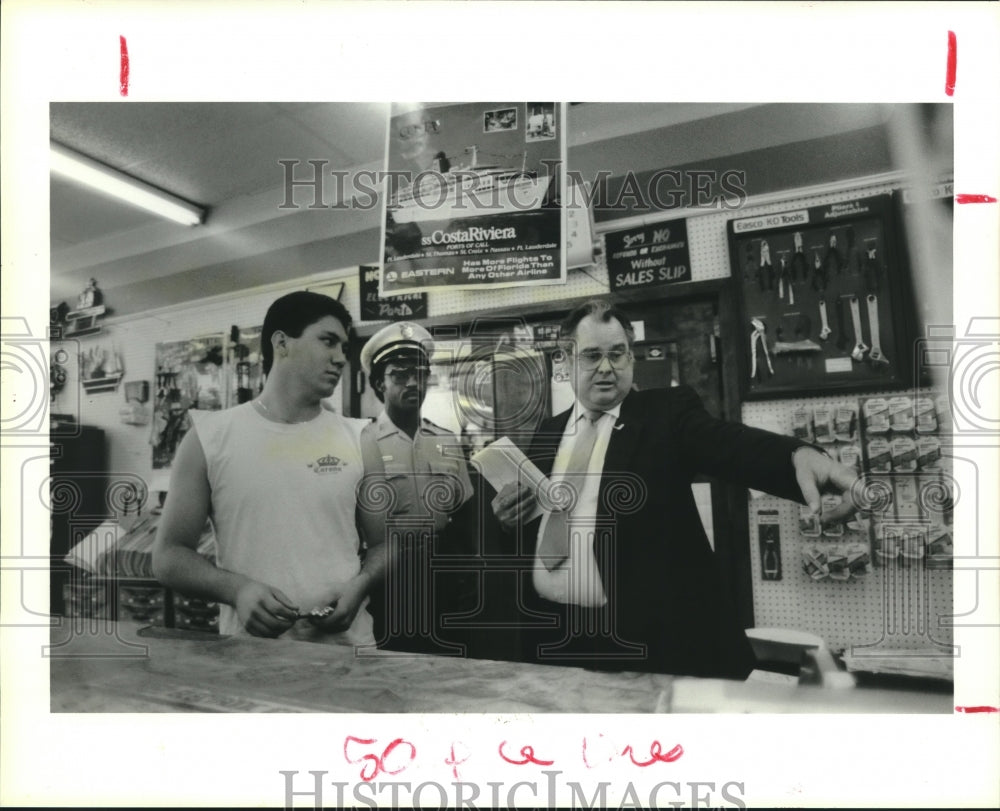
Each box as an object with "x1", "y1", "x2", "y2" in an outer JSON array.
[
  {"x1": 380, "y1": 101, "x2": 566, "y2": 295},
  {"x1": 359, "y1": 265, "x2": 427, "y2": 321},
  {"x1": 606, "y1": 219, "x2": 691, "y2": 292}
]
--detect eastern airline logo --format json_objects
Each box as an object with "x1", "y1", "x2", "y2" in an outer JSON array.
[{"x1": 308, "y1": 454, "x2": 346, "y2": 474}]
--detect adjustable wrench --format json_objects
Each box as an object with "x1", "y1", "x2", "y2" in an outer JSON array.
[
  {"x1": 818, "y1": 299, "x2": 832, "y2": 341},
  {"x1": 867, "y1": 294, "x2": 889, "y2": 366},
  {"x1": 849, "y1": 295, "x2": 869, "y2": 361}
]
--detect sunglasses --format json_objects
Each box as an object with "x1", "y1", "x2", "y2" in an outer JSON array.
[{"x1": 386, "y1": 366, "x2": 430, "y2": 384}]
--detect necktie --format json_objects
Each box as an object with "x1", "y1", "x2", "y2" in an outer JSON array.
[{"x1": 537, "y1": 411, "x2": 602, "y2": 570}]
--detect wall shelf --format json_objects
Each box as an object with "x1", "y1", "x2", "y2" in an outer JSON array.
[{"x1": 82, "y1": 374, "x2": 123, "y2": 394}]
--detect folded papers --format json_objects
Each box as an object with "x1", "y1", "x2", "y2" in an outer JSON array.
[{"x1": 470, "y1": 436, "x2": 551, "y2": 522}]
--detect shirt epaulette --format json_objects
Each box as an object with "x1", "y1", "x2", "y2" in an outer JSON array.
[{"x1": 420, "y1": 418, "x2": 453, "y2": 436}]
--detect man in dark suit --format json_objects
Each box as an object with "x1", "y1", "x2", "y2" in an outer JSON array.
[{"x1": 492, "y1": 299, "x2": 857, "y2": 679}]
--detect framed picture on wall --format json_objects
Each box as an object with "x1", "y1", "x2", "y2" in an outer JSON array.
[
  {"x1": 729, "y1": 193, "x2": 914, "y2": 398},
  {"x1": 151, "y1": 334, "x2": 225, "y2": 468}
]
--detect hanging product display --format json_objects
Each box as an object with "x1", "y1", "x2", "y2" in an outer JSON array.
[
  {"x1": 757, "y1": 510, "x2": 782, "y2": 581},
  {"x1": 858, "y1": 392, "x2": 953, "y2": 569},
  {"x1": 729, "y1": 194, "x2": 914, "y2": 397},
  {"x1": 782, "y1": 390, "x2": 953, "y2": 583}
]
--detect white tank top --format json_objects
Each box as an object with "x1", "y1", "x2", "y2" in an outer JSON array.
[{"x1": 196, "y1": 403, "x2": 375, "y2": 645}]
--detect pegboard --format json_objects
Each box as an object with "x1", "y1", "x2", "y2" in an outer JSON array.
[
  {"x1": 685, "y1": 210, "x2": 735, "y2": 282},
  {"x1": 742, "y1": 392, "x2": 954, "y2": 656},
  {"x1": 692, "y1": 178, "x2": 904, "y2": 285}
]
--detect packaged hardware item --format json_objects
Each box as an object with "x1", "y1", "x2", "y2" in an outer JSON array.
[
  {"x1": 918, "y1": 472, "x2": 954, "y2": 526},
  {"x1": 846, "y1": 543, "x2": 870, "y2": 574},
  {"x1": 863, "y1": 397, "x2": 890, "y2": 434},
  {"x1": 801, "y1": 543, "x2": 869, "y2": 581},
  {"x1": 915, "y1": 397, "x2": 938, "y2": 434},
  {"x1": 935, "y1": 393, "x2": 952, "y2": 432},
  {"x1": 833, "y1": 406, "x2": 857, "y2": 442},
  {"x1": 888, "y1": 396, "x2": 915, "y2": 433},
  {"x1": 845, "y1": 507, "x2": 870, "y2": 533},
  {"x1": 812, "y1": 406, "x2": 835, "y2": 444},
  {"x1": 926, "y1": 526, "x2": 953, "y2": 563},
  {"x1": 867, "y1": 437, "x2": 892, "y2": 473},
  {"x1": 813, "y1": 406, "x2": 835, "y2": 445},
  {"x1": 826, "y1": 547, "x2": 851, "y2": 581},
  {"x1": 801, "y1": 546, "x2": 830, "y2": 581},
  {"x1": 941, "y1": 476, "x2": 954, "y2": 526},
  {"x1": 757, "y1": 510, "x2": 782, "y2": 581},
  {"x1": 899, "y1": 529, "x2": 926, "y2": 567},
  {"x1": 792, "y1": 407, "x2": 814, "y2": 442},
  {"x1": 873, "y1": 525, "x2": 899, "y2": 565},
  {"x1": 799, "y1": 505, "x2": 821, "y2": 537},
  {"x1": 839, "y1": 443, "x2": 863, "y2": 472},
  {"x1": 894, "y1": 476, "x2": 922, "y2": 520},
  {"x1": 890, "y1": 436, "x2": 918, "y2": 472},
  {"x1": 916, "y1": 435, "x2": 942, "y2": 470},
  {"x1": 821, "y1": 494, "x2": 845, "y2": 536}
]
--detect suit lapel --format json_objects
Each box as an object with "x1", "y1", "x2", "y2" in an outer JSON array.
[
  {"x1": 531, "y1": 409, "x2": 572, "y2": 478},
  {"x1": 538, "y1": 396, "x2": 646, "y2": 511},
  {"x1": 599, "y1": 392, "x2": 644, "y2": 504},
  {"x1": 594, "y1": 393, "x2": 645, "y2": 594}
]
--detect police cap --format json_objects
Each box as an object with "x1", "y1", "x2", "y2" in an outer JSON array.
[{"x1": 360, "y1": 321, "x2": 434, "y2": 374}]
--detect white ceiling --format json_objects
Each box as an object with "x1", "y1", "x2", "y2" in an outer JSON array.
[{"x1": 50, "y1": 102, "x2": 896, "y2": 317}]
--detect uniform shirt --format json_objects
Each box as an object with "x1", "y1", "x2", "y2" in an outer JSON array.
[
  {"x1": 196, "y1": 402, "x2": 375, "y2": 645},
  {"x1": 533, "y1": 401, "x2": 622, "y2": 607},
  {"x1": 371, "y1": 410, "x2": 473, "y2": 536}
]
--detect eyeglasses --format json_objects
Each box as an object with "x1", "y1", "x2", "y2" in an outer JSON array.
[
  {"x1": 575, "y1": 349, "x2": 633, "y2": 370},
  {"x1": 386, "y1": 366, "x2": 430, "y2": 384}
]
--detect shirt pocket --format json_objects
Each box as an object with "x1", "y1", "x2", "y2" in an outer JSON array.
[
  {"x1": 383, "y1": 458, "x2": 417, "y2": 515},
  {"x1": 424, "y1": 456, "x2": 470, "y2": 514}
]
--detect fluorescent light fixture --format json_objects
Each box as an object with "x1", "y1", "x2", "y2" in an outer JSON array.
[{"x1": 50, "y1": 141, "x2": 206, "y2": 226}]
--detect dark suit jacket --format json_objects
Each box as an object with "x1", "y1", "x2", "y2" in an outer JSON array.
[{"x1": 524, "y1": 385, "x2": 806, "y2": 679}]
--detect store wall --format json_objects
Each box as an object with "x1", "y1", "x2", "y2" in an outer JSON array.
[
  {"x1": 51, "y1": 192, "x2": 741, "y2": 490},
  {"x1": 52, "y1": 270, "x2": 354, "y2": 491},
  {"x1": 51, "y1": 110, "x2": 952, "y2": 658},
  {"x1": 53, "y1": 175, "x2": 917, "y2": 486}
]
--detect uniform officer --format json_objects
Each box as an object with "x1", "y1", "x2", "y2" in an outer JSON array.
[{"x1": 360, "y1": 322, "x2": 476, "y2": 655}]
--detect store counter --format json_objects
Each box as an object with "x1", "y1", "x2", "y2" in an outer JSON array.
[{"x1": 48, "y1": 621, "x2": 951, "y2": 714}]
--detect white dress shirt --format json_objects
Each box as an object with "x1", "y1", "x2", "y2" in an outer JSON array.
[{"x1": 533, "y1": 401, "x2": 622, "y2": 607}]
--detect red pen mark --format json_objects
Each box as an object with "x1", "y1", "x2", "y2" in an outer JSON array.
[
  {"x1": 955, "y1": 194, "x2": 997, "y2": 205},
  {"x1": 498, "y1": 741, "x2": 554, "y2": 766},
  {"x1": 945, "y1": 30, "x2": 957, "y2": 97},
  {"x1": 380, "y1": 738, "x2": 417, "y2": 775},
  {"x1": 955, "y1": 705, "x2": 999, "y2": 713},
  {"x1": 344, "y1": 736, "x2": 416, "y2": 782},
  {"x1": 445, "y1": 741, "x2": 471, "y2": 780},
  {"x1": 621, "y1": 741, "x2": 684, "y2": 767},
  {"x1": 119, "y1": 36, "x2": 130, "y2": 97}
]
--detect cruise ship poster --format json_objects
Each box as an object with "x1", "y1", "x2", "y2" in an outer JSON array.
[{"x1": 380, "y1": 102, "x2": 567, "y2": 296}]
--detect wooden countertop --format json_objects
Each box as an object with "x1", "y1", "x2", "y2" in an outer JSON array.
[
  {"x1": 49, "y1": 622, "x2": 673, "y2": 713},
  {"x1": 49, "y1": 622, "x2": 951, "y2": 714}
]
